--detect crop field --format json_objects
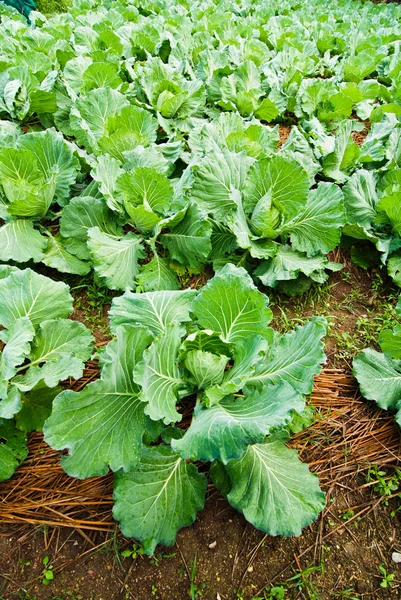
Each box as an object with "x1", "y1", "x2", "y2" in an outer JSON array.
[{"x1": 0, "y1": 0, "x2": 401, "y2": 598}]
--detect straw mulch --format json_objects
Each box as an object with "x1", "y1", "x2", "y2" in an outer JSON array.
[{"x1": 0, "y1": 364, "x2": 400, "y2": 534}]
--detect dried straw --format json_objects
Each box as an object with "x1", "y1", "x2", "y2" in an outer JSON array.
[{"x1": 0, "y1": 365, "x2": 399, "y2": 532}]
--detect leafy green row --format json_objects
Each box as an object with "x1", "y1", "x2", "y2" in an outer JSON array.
[
  {"x1": 353, "y1": 296, "x2": 401, "y2": 427},
  {"x1": 0, "y1": 264, "x2": 327, "y2": 552},
  {"x1": 0, "y1": 0, "x2": 400, "y2": 294}
]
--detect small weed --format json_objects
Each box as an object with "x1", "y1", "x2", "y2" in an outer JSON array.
[
  {"x1": 378, "y1": 564, "x2": 395, "y2": 588},
  {"x1": 151, "y1": 584, "x2": 158, "y2": 596},
  {"x1": 366, "y1": 466, "x2": 401, "y2": 508},
  {"x1": 41, "y1": 556, "x2": 54, "y2": 586},
  {"x1": 253, "y1": 586, "x2": 286, "y2": 599},
  {"x1": 121, "y1": 543, "x2": 145, "y2": 560},
  {"x1": 331, "y1": 589, "x2": 358, "y2": 600},
  {"x1": 150, "y1": 550, "x2": 176, "y2": 566},
  {"x1": 189, "y1": 553, "x2": 206, "y2": 599},
  {"x1": 340, "y1": 508, "x2": 355, "y2": 521},
  {"x1": 255, "y1": 559, "x2": 324, "y2": 600},
  {"x1": 71, "y1": 279, "x2": 114, "y2": 335},
  {"x1": 17, "y1": 558, "x2": 31, "y2": 574}
]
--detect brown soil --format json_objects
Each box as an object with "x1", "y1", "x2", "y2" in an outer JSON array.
[
  {"x1": 278, "y1": 124, "x2": 292, "y2": 148},
  {"x1": 351, "y1": 120, "x2": 371, "y2": 146},
  {"x1": 1, "y1": 480, "x2": 400, "y2": 600}
]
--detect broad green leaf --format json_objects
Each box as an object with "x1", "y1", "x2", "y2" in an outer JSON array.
[
  {"x1": 244, "y1": 156, "x2": 309, "y2": 218},
  {"x1": 44, "y1": 326, "x2": 154, "y2": 478},
  {"x1": 42, "y1": 234, "x2": 91, "y2": 276},
  {"x1": 188, "y1": 149, "x2": 253, "y2": 221},
  {"x1": 0, "y1": 268, "x2": 72, "y2": 328},
  {"x1": 113, "y1": 445, "x2": 207, "y2": 555},
  {"x1": 0, "y1": 418, "x2": 28, "y2": 483},
  {"x1": 0, "y1": 317, "x2": 35, "y2": 404},
  {"x1": 0, "y1": 148, "x2": 55, "y2": 217},
  {"x1": 343, "y1": 170, "x2": 378, "y2": 228},
  {"x1": 160, "y1": 204, "x2": 212, "y2": 269},
  {"x1": 106, "y1": 106, "x2": 157, "y2": 145},
  {"x1": 205, "y1": 335, "x2": 268, "y2": 405},
  {"x1": 0, "y1": 220, "x2": 47, "y2": 263},
  {"x1": 182, "y1": 330, "x2": 232, "y2": 357},
  {"x1": 127, "y1": 205, "x2": 161, "y2": 234},
  {"x1": 209, "y1": 222, "x2": 238, "y2": 259},
  {"x1": 388, "y1": 253, "x2": 401, "y2": 287},
  {"x1": 15, "y1": 385, "x2": 62, "y2": 433},
  {"x1": 344, "y1": 50, "x2": 385, "y2": 83},
  {"x1": 87, "y1": 227, "x2": 146, "y2": 291},
  {"x1": 224, "y1": 436, "x2": 326, "y2": 536},
  {"x1": 17, "y1": 128, "x2": 79, "y2": 203},
  {"x1": 379, "y1": 326, "x2": 401, "y2": 360},
  {"x1": 60, "y1": 196, "x2": 123, "y2": 261},
  {"x1": 254, "y1": 246, "x2": 332, "y2": 288},
  {"x1": 281, "y1": 183, "x2": 345, "y2": 257},
  {"x1": 12, "y1": 319, "x2": 94, "y2": 393},
  {"x1": 90, "y1": 154, "x2": 124, "y2": 213},
  {"x1": 137, "y1": 255, "x2": 179, "y2": 292},
  {"x1": 376, "y1": 195, "x2": 401, "y2": 236},
  {"x1": 192, "y1": 263, "x2": 272, "y2": 343},
  {"x1": 83, "y1": 62, "x2": 122, "y2": 92},
  {"x1": 117, "y1": 167, "x2": 173, "y2": 221},
  {"x1": 228, "y1": 191, "x2": 278, "y2": 260},
  {"x1": 184, "y1": 350, "x2": 229, "y2": 390},
  {"x1": 134, "y1": 324, "x2": 184, "y2": 424},
  {"x1": 99, "y1": 105, "x2": 157, "y2": 161},
  {"x1": 69, "y1": 87, "x2": 129, "y2": 152},
  {"x1": 109, "y1": 288, "x2": 197, "y2": 336},
  {"x1": 255, "y1": 97, "x2": 279, "y2": 122},
  {"x1": 323, "y1": 121, "x2": 359, "y2": 183},
  {"x1": 244, "y1": 317, "x2": 327, "y2": 396},
  {"x1": 353, "y1": 349, "x2": 401, "y2": 415},
  {"x1": 172, "y1": 382, "x2": 304, "y2": 463}
]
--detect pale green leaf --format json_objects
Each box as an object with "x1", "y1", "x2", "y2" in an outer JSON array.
[
  {"x1": 343, "y1": 170, "x2": 378, "y2": 228},
  {"x1": 113, "y1": 445, "x2": 207, "y2": 555},
  {"x1": 188, "y1": 150, "x2": 253, "y2": 221},
  {"x1": 59, "y1": 196, "x2": 123, "y2": 261},
  {"x1": 160, "y1": 204, "x2": 212, "y2": 269},
  {"x1": 137, "y1": 255, "x2": 179, "y2": 292},
  {"x1": 0, "y1": 148, "x2": 55, "y2": 217},
  {"x1": 281, "y1": 183, "x2": 345, "y2": 257},
  {"x1": 244, "y1": 156, "x2": 309, "y2": 218},
  {"x1": 0, "y1": 418, "x2": 28, "y2": 483},
  {"x1": 244, "y1": 318, "x2": 327, "y2": 396},
  {"x1": 254, "y1": 246, "x2": 332, "y2": 288},
  {"x1": 0, "y1": 220, "x2": 47, "y2": 263},
  {"x1": 134, "y1": 324, "x2": 184, "y2": 424},
  {"x1": 184, "y1": 350, "x2": 229, "y2": 390},
  {"x1": 173, "y1": 382, "x2": 304, "y2": 463},
  {"x1": 17, "y1": 128, "x2": 79, "y2": 204},
  {"x1": 44, "y1": 326, "x2": 155, "y2": 478},
  {"x1": 353, "y1": 349, "x2": 401, "y2": 413},
  {"x1": 110, "y1": 288, "x2": 197, "y2": 336},
  {"x1": 192, "y1": 263, "x2": 272, "y2": 343},
  {"x1": 0, "y1": 317, "x2": 35, "y2": 404},
  {"x1": 224, "y1": 436, "x2": 325, "y2": 536},
  {"x1": 205, "y1": 335, "x2": 268, "y2": 405},
  {"x1": 12, "y1": 319, "x2": 94, "y2": 393},
  {"x1": 42, "y1": 234, "x2": 91, "y2": 276},
  {"x1": 379, "y1": 326, "x2": 401, "y2": 360},
  {"x1": 87, "y1": 227, "x2": 146, "y2": 291},
  {"x1": 0, "y1": 268, "x2": 72, "y2": 328}
]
